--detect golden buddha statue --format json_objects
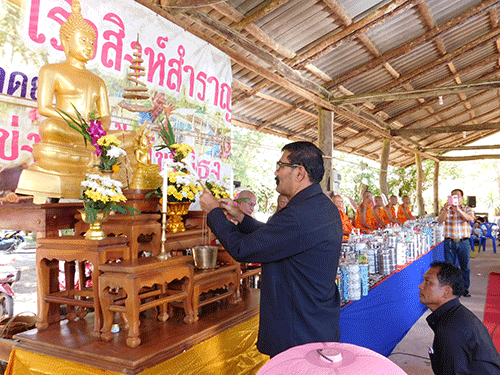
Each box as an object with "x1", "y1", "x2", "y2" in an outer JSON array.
[
  {"x1": 16, "y1": 0, "x2": 116, "y2": 203},
  {"x1": 129, "y1": 124, "x2": 162, "y2": 190}
]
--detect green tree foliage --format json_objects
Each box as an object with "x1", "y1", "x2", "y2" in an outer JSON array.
[
  {"x1": 0, "y1": 1, "x2": 48, "y2": 68},
  {"x1": 230, "y1": 127, "x2": 286, "y2": 213}
]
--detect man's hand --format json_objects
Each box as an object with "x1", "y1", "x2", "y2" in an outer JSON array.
[
  {"x1": 219, "y1": 198, "x2": 245, "y2": 223},
  {"x1": 200, "y1": 190, "x2": 221, "y2": 213},
  {"x1": 455, "y1": 205, "x2": 475, "y2": 222}
]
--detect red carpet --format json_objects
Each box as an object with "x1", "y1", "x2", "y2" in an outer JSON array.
[{"x1": 484, "y1": 272, "x2": 500, "y2": 353}]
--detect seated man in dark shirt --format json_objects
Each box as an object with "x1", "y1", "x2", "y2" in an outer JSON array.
[{"x1": 419, "y1": 261, "x2": 500, "y2": 375}]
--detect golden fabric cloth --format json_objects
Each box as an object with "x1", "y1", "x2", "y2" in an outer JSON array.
[{"x1": 5, "y1": 315, "x2": 268, "y2": 375}]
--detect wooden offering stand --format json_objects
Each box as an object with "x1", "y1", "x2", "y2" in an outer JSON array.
[
  {"x1": 36, "y1": 237, "x2": 130, "y2": 337},
  {"x1": 189, "y1": 263, "x2": 241, "y2": 322},
  {"x1": 99, "y1": 256, "x2": 194, "y2": 347},
  {"x1": 158, "y1": 211, "x2": 243, "y2": 323},
  {"x1": 75, "y1": 213, "x2": 161, "y2": 258}
]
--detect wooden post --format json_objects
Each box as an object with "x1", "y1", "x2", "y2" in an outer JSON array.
[
  {"x1": 318, "y1": 106, "x2": 334, "y2": 192},
  {"x1": 415, "y1": 153, "x2": 425, "y2": 217},
  {"x1": 379, "y1": 138, "x2": 391, "y2": 198},
  {"x1": 433, "y1": 161, "x2": 439, "y2": 215}
]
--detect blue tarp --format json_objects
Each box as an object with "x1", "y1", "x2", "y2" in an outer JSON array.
[{"x1": 339, "y1": 242, "x2": 444, "y2": 356}]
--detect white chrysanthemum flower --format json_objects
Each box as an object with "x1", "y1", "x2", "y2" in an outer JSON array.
[
  {"x1": 96, "y1": 186, "x2": 108, "y2": 195},
  {"x1": 107, "y1": 146, "x2": 126, "y2": 158},
  {"x1": 110, "y1": 178, "x2": 123, "y2": 188}
]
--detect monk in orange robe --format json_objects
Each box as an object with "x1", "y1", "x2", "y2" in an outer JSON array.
[
  {"x1": 355, "y1": 191, "x2": 380, "y2": 232},
  {"x1": 381, "y1": 195, "x2": 402, "y2": 225},
  {"x1": 397, "y1": 195, "x2": 416, "y2": 223},
  {"x1": 372, "y1": 196, "x2": 387, "y2": 228},
  {"x1": 331, "y1": 194, "x2": 354, "y2": 240}
]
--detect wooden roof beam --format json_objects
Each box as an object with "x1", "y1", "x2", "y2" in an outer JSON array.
[
  {"x1": 329, "y1": 80, "x2": 500, "y2": 105},
  {"x1": 420, "y1": 124, "x2": 500, "y2": 150},
  {"x1": 210, "y1": 2, "x2": 296, "y2": 59},
  {"x1": 323, "y1": 0, "x2": 352, "y2": 26},
  {"x1": 438, "y1": 154, "x2": 500, "y2": 161},
  {"x1": 233, "y1": 0, "x2": 290, "y2": 31},
  {"x1": 380, "y1": 61, "x2": 500, "y2": 122},
  {"x1": 393, "y1": 101, "x2": 500, "y2": 136},
  {"x1": 392, "y1": 122, "x2": 500, "y2": 136},
  {"x1": 424, "y1": 144, "x2": 500, "y2": 152}
]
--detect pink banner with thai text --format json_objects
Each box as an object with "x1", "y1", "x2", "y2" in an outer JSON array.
[{"x1": 0, "y1": 0, "x2": 232, "y2": 196}]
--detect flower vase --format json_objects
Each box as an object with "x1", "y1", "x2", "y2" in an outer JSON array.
[
  {"x1": 166, "y1": 202, "x2": 191, "y2": 233},
  {"x1": 79, "y1": 210, "x2": 110, "y2": 240}
]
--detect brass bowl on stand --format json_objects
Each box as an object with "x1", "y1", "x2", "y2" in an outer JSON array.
[{"x1": 192, "y1": 246, "x2": 218, "y2": 269}]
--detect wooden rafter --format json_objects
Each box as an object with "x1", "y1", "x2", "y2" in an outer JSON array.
[
  {"x1": 438, "y1": 154, "x2": 500, "y2": 161},
  {"x1": 329, "y1": 80, "x2": 500, "y2": 105},
  {"x1": 392, "y1": 123, "x2": 500, "y2": 136},
  {"x1": 424, "y1": 144, "x2": 500, "y2": 152}
]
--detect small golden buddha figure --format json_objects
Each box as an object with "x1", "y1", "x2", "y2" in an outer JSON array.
[
  {"x1": 17, "y1": 0, "x2": 113, "y2": 203},
  {"x1": 130, "y1": 124, "x2": 161, "y2": 190}
]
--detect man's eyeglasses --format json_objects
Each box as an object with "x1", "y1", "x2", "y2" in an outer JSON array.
[{"x1": 276, "y1": 161, "x2": 300, "y2": 171}]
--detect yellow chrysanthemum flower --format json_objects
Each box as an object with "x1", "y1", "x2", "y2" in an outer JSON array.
[{"x1": 97, "y1": 135, "x2": 121, "y2": 147}]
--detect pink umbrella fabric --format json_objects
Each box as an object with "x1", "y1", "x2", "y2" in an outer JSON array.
[{"x1": 257, "y1": 342, "x2": 407, "y2": 375}]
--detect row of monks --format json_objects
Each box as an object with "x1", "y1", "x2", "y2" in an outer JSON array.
[{"x1": 330, "y1": 191, "x2": 415, "y2": 240}]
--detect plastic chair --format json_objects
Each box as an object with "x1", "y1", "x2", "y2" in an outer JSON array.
[{"x1": 480, "y1": 223, "x2": 497, "y2": 253}]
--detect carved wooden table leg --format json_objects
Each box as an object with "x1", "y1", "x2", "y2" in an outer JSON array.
[
  {"x1": 229, "y1": 274, "x2": 241, "y2": 304},
  {"x1": 192, "y1": 284, "x2": 202, "y2": 323},
  {"x1": 36, "y1": 258, "x2": 51, "y2": 329},
  {"x1": 124, "y1": 277, "x2": 141, "y2": 348},
  {"x1": 64, "y1": 261, "x2": 77, "y2": 321},
  {"x1": 100, "y1": 282, "x2": 115, "y2": 342},
  {"x1": 158, "y1": 283, "x2": 169, "y2": 322},
  {"x1": 182, "y1": 276, "x2": 195, "y2": 324}
]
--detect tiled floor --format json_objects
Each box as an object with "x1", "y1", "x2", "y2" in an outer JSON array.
[{"x1": 389, "y1": 242, "x2": 500, "y2": 374}]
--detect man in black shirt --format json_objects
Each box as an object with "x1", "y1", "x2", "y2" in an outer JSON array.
[{"x1": 419, "y1": 261, "x2": 500, "y2": 375}]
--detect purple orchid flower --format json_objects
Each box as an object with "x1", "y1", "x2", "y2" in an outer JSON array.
[
  {"x1": 88, "y1": 120, "x2": 106, "y2": 156},
  {"x1": 88, "y1": 120, "x2": 106, "y2": 143}
]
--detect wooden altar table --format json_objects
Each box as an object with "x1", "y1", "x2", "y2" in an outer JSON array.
[
  {"x1": 0, "y1": 202, "x2": 82, "y2": 238},
  {"x1": 10, "y1": 289, "x2": 262, "y2": 374}
]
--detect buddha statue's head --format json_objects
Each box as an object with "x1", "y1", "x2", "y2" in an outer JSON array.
[{"x1": 60, "y1": 0, "x2": 96, "y2": 62}]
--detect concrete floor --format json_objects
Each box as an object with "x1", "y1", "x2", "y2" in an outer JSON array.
[{"x1": 389, "y1": 241, "x2": 500, "y2": 374}]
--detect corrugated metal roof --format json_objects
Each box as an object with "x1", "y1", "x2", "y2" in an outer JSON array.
[{"x1": 140, "y1": 0, "x2": 500, "y2": 167}]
